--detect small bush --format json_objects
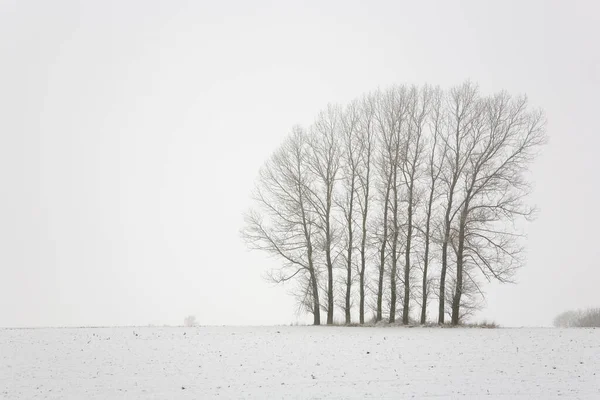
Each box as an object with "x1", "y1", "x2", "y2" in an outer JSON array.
[
  {"x1": 468, "y1": 320, "x2": 499, "y2": 329},
  {"x1": 183, "y1": 315, "x2": 198, "y2": 327},
  {"x1": 434, "y1": 320, "x2": 499, "y2": 328}
]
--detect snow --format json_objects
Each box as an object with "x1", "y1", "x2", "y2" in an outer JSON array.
[{"x1": 1, "y1": 326, "x2": 599, "y2": 399}]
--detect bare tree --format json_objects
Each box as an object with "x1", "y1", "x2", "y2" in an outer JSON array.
[
  {"x1": 400, "y1": 86, "x2": 429, "y2": 324},
  {"x1": 373, "y1": 91, "x2": 394, "y2": 322},
  {"x1": 307, "y1": 106, "x2": 342, "y2": 325},
  {"x1": 374, "y1": 165, "x2": 392, "y2": 322},
  {"x1": 355, "y1": 94, "x2": 376, "y2": 324},
  {"x1": 438, "y1": 82, "x2": 481, "y2": 324},
  {"x1": 338, "y1": 100, "x2": 362, "y2": 324},
  {"x1": 419, "y1": 86, "x2": 446, "y2": 324},
  {"x1": 242, "y1": 128, "x2": 322, "y2": 325},
  {"x1": 386, "y1": 87, "x2": 410, "y2": 324},
  {"x1": 372, "y1": 87, "x2": 409, "y2": 323},
  {"x1": 388, "y1": 135, "x2": 401, "y2": 325},
  {"x1": 450, "y1": 92, "x2": 546, "y2": 324}
]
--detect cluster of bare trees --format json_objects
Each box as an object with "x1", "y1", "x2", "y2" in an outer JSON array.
[
  {"x1": 554, "y1": 308, "x2": 600, "y2": 328},
  {"x1": 242, "y1": 82, "x2": 546, "y2": 325}
]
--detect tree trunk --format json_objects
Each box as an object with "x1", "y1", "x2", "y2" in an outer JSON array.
[
  {"x1": 359, "y1": 270, "x2": 365, "y2": 324},
  {"x1": 438, "y1": 230, "x2": 449, "y2": 323},
  {"x1": 439, "y1": 168, "x2": 460, "y2": 325},
  {"x1": 299, "y1": 163, "x2": 320, "y2": 326},
  {"x1": 345, "y1": 261, "x2": 352, "y2": 324},
  {"x1": 451, "y1": 204, "x2": 468, "y2": 325},
  {"x1": 345, "y1": 254, "x2": 352, "y2": 323},
  {"x1": 421, "y1": 188, "x2": 434, "y2": 324},
  {"x1": 439, "y1": 147, "x2": 459, "y2": 324},
  {"x1": 310, "y1": 268, "x2": 321, "y2": 325},
  {"x1": 359, "y1": 192, "x2": 368, "y2": 324},
  {"x1": 325, "y1": 186, "x2": 334, "y2": 325},
  {"x1": 402, "y1": 184, "x2": 413, "y2": 325},
  {"x1": 345, "y1": 177, "x2": 355, "y2": 324},
  {"x1": 376, "y1": 254, "x2": 385, "y2": 321},
  {"x1": 326, "y1": 250, "x2": 334, "y2": 325},
  {"x1": 377, "y1": 177, "x2": 391, "y2": 322},
  {"x1": 389, "y1": 167, "x2": 399, "y2": 324},
  {"x1": 438, "y1": 204, "x2": 452, "y2": 324}
]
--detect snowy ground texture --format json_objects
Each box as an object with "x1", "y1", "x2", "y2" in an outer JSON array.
[{"x1": 1, "y1": 326, "x2": 599, "y2": 399}]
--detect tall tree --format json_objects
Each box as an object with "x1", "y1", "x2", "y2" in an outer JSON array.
[
  {"x1": 242, "y1": 128, "x2": 321, "y2": 324},
  {"x1": 307, "y1": 106, "x2": 342, "y2": 325},
  {"x1": 373, "y1": 90, "x2": 394, "y2": 322},
  {"x1": 450, "y1": 92, "x2": 546, "y2": 324},
  {"x1": 419, "y1": 87, "x2": 445, "y2": 324},
  {"x1": 355, "y1": 94, "x2": 376, "y2": 324},
  {"x1": 438, "y1": 82, "x2": 480, "y2": 324},
  {"x1": 400, "y1": 86, "x2": 429, "y2": 324},
  {"x1": 381, "y1": 86, "x2": 409, "y2": 324},
  {"x1": 339, "y1": 101, "x2": 361, "y2": 324}
]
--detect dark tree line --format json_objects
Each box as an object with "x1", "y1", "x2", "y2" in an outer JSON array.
[{"x1": 242, "y1": 82, "x2": 546, "y2": 325}]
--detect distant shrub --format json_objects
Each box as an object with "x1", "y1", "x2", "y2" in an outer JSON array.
[
  {"x1": 554, "y1": 308, "x2": 600, "y2": 328},
  {"x1": 183, "y1": 315, "x2": 198, "y2": 327},
  {"x1": 553, "y1": 310, "x2": 580, "y2": 328}
]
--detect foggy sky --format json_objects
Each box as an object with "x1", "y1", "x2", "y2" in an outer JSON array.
[{"x1": 1, "y1": 0, "x2": 599, "y2": 327}]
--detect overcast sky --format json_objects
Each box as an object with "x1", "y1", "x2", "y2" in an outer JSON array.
[{"x1": 1, "y1": 0, "x2": 598, "y2": 328}]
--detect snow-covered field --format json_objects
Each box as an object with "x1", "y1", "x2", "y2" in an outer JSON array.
[{"x1": 1, "y1": 326, "x2": 599, "y2": 399}]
